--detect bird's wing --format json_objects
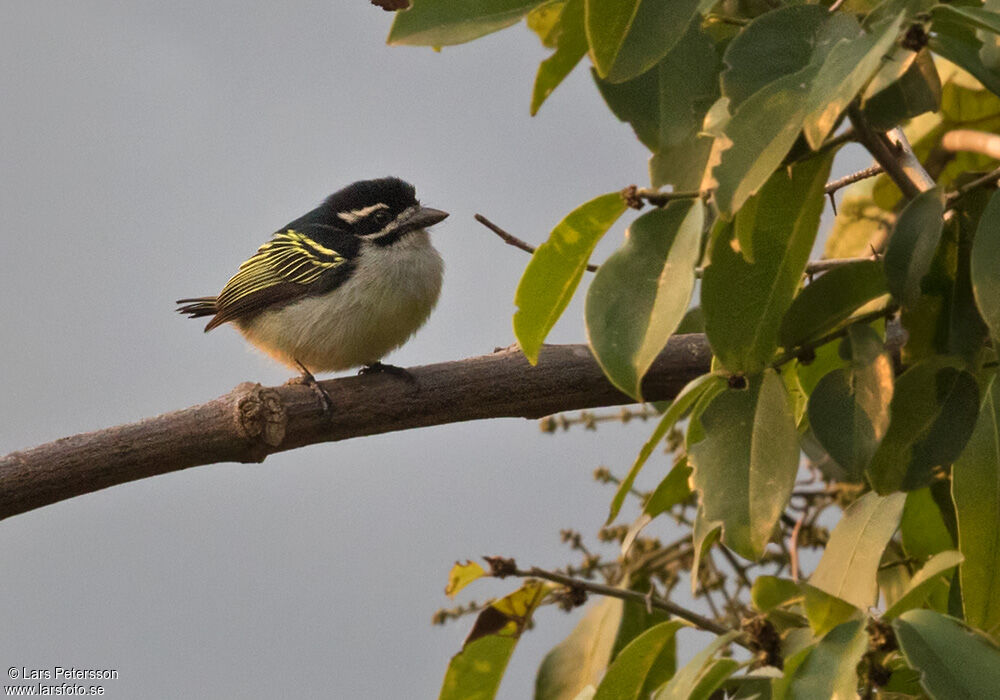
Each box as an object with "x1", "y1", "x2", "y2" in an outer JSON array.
[{"x1": 205, "y1": 225, "x2": 351, "y2": 330}]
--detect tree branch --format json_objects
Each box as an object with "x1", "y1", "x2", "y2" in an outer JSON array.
[
  {"x1": 847, "y1": 105, "x2": 935, "y2": 200},
  {"x1": 0, "y1": 338, "x2": 712, "y2": 520},
  {"x1": 488, "y1": 558, "x2": 745, "y2": 644}
]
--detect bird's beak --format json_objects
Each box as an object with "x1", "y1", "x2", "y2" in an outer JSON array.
[{"x1": 408, "y1": 206, "x2": 449, "y2": 229}]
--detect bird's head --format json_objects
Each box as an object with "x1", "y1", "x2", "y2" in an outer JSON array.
[{"x1": 313, "y1": 177, "x2": 448, "y2": 246}]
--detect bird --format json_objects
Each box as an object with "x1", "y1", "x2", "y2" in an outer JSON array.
[{"x1": 177, "y1": 177, "x2": 448, "y2": 393}]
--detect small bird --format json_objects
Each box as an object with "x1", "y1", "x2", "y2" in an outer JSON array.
[{"x1": 177, "y1": 177, "x2": 448, "y2": 384}]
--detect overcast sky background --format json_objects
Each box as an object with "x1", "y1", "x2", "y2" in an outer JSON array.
[{"x1": 0, "y1": 3, "x2": 866, "y2": 698}]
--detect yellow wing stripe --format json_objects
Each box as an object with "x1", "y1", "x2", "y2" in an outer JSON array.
[{"x1": 216, "y1": 229, "x2": 345, "y2": 307}]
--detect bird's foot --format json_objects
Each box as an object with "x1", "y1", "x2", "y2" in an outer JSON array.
[
  {"x1": 358, "y1": 361, "x2": 416, "y2": 383},
  {"x1": 289, "y1": 360, "x2": 334, "y2": 414}
]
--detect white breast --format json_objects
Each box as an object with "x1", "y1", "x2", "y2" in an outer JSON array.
[{"x1": 237, "y1": 231, "x2": 443, "y2": 372}]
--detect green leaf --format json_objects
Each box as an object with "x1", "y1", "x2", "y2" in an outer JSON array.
[
  {"x1": 893, "y1": 609, "x2": 1000, "y2": 699},
  {"x1": 652, "y1": 631, "x2": 741, "y2": 700},
  {"x1": 587, "y1": 201, "x2": 704, "y2": 400},
  {"x1": 709, "y1": 13, "x2": 876, "y2": 215},
  {"x1": 867, "y1": 358, "x2": 980, "y2": 493},
  {"x1": 884, "y1": 188, "x2": 945, "y2": 308},
  {"x1": 688, "y1": 370, "x2": 800, "y2": 560},
  {"x1": 932, "y1": 4, "x2": 1000, "y2": 37},
  {"x1": 584, "y1": 0, "x2": 640, "y2": 78},
  {"x1": 931, "y1": 14, "x2": 1000, "y2": 97},
  {"x1": 901, "y1": 488, "x2": 954, "y2": 559},
  {"x1": 440, "y1": 581, "x2": 548, "y2": 700},
  {"x1": 388, "y1": 0, "x2": 546, "y2": 46},
  {"x1": 801, "y1": 584, "x2": 863, "y2": 638},
  {"x1": 531, "y1": 0, "x2": 588, "y2": 115},
  {"x1": 862, "y1": 48, "x2": 942, "y2": 130},
  {"x1": 526, "y1": 2, "x2": 566, "y2": 47},
  {"x1": 806, "y1": 324, "x2": 894, "y2": 480},
  {"x1": 690, "y1": 506, "x2": 721, "y2": 593},
  {"x1": 751, "y1": 576, "x2": 802, "y2": 613},
  {"x1": 953, "y1": 375, "x2": 1000, "y2": 636},
  {"x1": 593, "y1": 621, "x2": 685, "y2": 700},
  {"x1": 595, "y1": 20, "x2": 720, "y2": 190},
  {"x1": 643, "y1": 458, "x2": 693, "y2": 519},
  {"x1": 884, "y1": 550, "x2": 963, "y2": 619},
  {"x1": 809, "y1": 491, "x2": 906, "y2": 609},
  {"x1": 720, "y1": 4, "x2": 831, "y2": 112},
  {"x1": 602, "y1": 0, "x2": 707, "y2": 84},
  {"x1": 703, "y1": 154, "x2": 833, "y2": 373},
  {"x1": 785, "y1": 619, "x2": 869, "y2": 700},
  {"x1": 971, "y1": 191, "x2": 1000, "y2": 347},
  {"x1": 779, "y1": 261, "x2": 888, "y2": 349},
  {"x1": 513, "y1": 193, "x2": 626, "y2": 364},
  {"x1": 685, "y1": 659, "x2": 740, "y2": 700},
  {"x1": 446, "y1": 560, "x2": 487, "y2": 598},
  {"x1": 800, "y1": 4, "x2": 911, "y2": 148},
  {"x1": 607, "y1": 372, "x2": 723, "y2": 524},
  {"x1": 535, "y1": 597, "x2": 622, "y2": 700}
]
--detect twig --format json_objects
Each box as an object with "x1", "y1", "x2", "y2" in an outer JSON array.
[
  {"x1": 491, "y1": 560, "x2": 745, "y2": 643},
  {"x1": 473, "y1": 214, "x2": 599, "y2": 272},
  {"x1": 824, "y1": 165, "x2": 884, "y2": 195},
  {"x1": 789, "y1": 513, "x2": 805, "y2": 583},
  {"x1": 946, "y1": 165, "x2": 1000, "y2": 205},
  {"x1": 621, "y1": 185, "x2": 705, "y2": 209},
  {"x1": 476, "y1": 214, "x2": 878, "y2": 277},
  {"x1": 772, "y1": 304, "x2": 899, "y2": 368}
]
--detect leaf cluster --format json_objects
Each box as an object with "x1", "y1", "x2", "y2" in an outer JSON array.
[{"x1": 385, "y1": 0, "x2": 1000, "y2": 697}]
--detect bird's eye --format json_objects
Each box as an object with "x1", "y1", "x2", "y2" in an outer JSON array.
[{"x1": 372, "y1": 209, "x2": 392, "y2": 225}]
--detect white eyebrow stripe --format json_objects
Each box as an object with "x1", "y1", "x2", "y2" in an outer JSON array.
[{"x1": 336, "y1": 202, "x2": 389, "y2": 223}]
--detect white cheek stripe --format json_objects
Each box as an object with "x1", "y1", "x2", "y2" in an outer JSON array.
[{"x1": 337, "y1": 202, "x2": 389, "y2": 224}]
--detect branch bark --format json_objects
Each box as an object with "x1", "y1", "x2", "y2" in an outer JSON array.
[{"x1": 0, "y1": 337, "x2": 712, "y2": 520}]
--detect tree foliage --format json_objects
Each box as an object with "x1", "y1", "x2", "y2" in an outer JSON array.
[{"x1": 387, "y1": 0, "x2": 1000, "y2": 697}]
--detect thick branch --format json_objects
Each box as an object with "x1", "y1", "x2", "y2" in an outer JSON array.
[
  {"x1": 847, "y1": 106, "x2": 935, "y2": 199},
  {"x1": 0, "y1": 338, "x2": 711, "y2": 520}
]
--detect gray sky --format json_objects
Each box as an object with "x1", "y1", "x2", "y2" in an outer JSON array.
[{"x1": 0, "y1": 3, "x2": 866, "y2": 698}]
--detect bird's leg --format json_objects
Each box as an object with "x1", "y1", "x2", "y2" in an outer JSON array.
[
  {"x1": 358, "y1": 361, "x2": 415, "y2": 383},
  {"x1": 289, "y1": 360, "x2": 334, "y2": 413}
]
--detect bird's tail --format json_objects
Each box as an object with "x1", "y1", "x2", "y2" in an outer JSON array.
[{"x1": 176, "y1": 297, "x2": 218, "y2": 327}]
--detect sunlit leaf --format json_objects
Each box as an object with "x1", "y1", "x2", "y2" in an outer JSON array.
[
  {"x1": 513, "y1": 193, "x2": 627, "y2": 363},
  {"x1": 593, "y1": 621, "x2": 685, "y2": 700},
  {"x1": 389, "y1": 0, "x2": 546, "y2": 46},
  {"x1": 867, "y1": 358, "x2": 979, "y2": 493},
  {"x1": 688, "y1": 370, "x2": 800, "y2": 560},
  {"x1": 884, "y1": 550, "x2": 963, "y2": 619},
  {"x1": 801, "y1": 584, "x2": 863, "y2": 638},
  {"x1": 809, "y1": 491, "x2": 906, "y2": 609},
  {"x1": 784, "y1": 619, "x2": 868, "y2": 700},
  {"x1": 584, "y1": 0, "x2": 640, "y2": 78},
  {"x1": 440, "y1": 581, "x2": 549, "y2": 700},
  {"x1": 531, "y1": 0, "x2": 587, "y2": 115},
  {"x1": 446, "y1": 560, "x2": 486, "y2": 598},
  {"x1": 587, "y1": 200, "x2": 704, "y2": 400},
  {"x1": 607, "y1": 372, "x2": 723, "y2": 524},
  {"x1": 953, "y1": 375, "x2": 1000, "y2": 636},
  {"x1": 862, "y1": 48, "x2": 941, "y2": 130},
  {"x1": 893, "y1": 609, "x2": 1000, "y2": 699},
  {"x1": 751, "y1": 576, "x2": 802, "y2": 613},
  {"x1": 930, "y1": 10, "x2": 1000, "y2": 96},
  {"x1": 703, "y1": 154, "x2": 832, "y2": 373},
  {"x1": 536, "y1": 598, "x2": 622, "y2": 700},
  {"x1": 602, "y1": 0, "x2": 708, "y2": 84},
  {"x1": 651, "y1": 631, "x2": 740, "y2": 700}
]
